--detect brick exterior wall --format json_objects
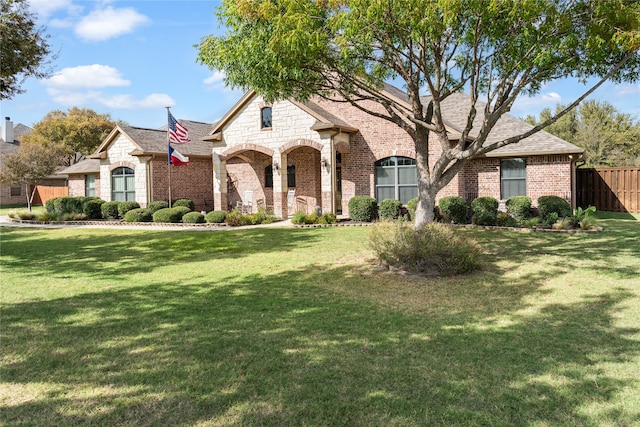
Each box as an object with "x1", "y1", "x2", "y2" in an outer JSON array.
[
  {"x1": 151, "y1": 158, "x2": 214, "y2": 212},
  {"x1": 0, "y1": 183, "x2": 25, "y2": 205}
]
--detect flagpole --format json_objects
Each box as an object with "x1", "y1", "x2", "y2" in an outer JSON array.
[{"x1": 166, "y1": 106, "x2": 172, "y2": 208}]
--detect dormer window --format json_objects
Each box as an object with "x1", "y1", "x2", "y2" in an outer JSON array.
[{"x1": 261, "y1": 106, "x2": 272, "y2": 129}]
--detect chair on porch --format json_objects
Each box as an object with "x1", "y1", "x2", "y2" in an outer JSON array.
[
  {"x1": 286, "y1": 189, "x2": 296, "y2": 215},
  {"x1": 236, "y1": 190, "x2": 253, "y2": 214}
]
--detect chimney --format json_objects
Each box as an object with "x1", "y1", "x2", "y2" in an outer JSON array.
[{"x1": 4, "y1": 117, "x2": 14, "y2": 143}]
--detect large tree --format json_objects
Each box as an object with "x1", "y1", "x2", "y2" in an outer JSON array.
[
  {"x1": 0, "y1": 0, "x2": 54, "y2": 99},
  {"x1": 526, "y1": 101, "x2": 640, "y2": 167},
  {"x1": 22, "y1": 108, "x2": 117, "y2": 167},
  {"x1": 0, "y1": 141, "x2": 64, "y2": 211},
  {"x1": 197, "y1": 0, "x2": 640, "y2": 228}
]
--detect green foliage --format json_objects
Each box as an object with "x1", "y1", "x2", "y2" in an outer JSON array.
[
  {"x1": 527, "y1": 101, "x2": 640, "y2": 167},
  {"x1": 1, "y1": 0, "x2": 53, "y2": 100},
  {"x1": 348, "y1": 196, "x2": 378, "y2": 222},
  {"x1": 147, "y1": 201, "x2": 169, "y2": 213},
  {"x1": 318, "y1": 212, "x2": 337, "y2": 224},
  {"x1": 505, "y1": 196, "x2": 532, "y2": 222},
  {"x1": 82, "y1": 198, "x2": 104, "y2": 219},
  {"x1": 205, "y1": 210, "x2": 227, "y2": 223},
  {"x1": 496, "y1": 212, "x2": 517, "y2": 227},
  {"x1": 368, "y1": 222, "x2": 481, "y2": 276},
  {"x1": 573, "y1": 205, "x2": 597, "y2": 226},
  {"x1": 291, "y1": 211, "x2": 307, "y2": 225},
  {"x1": 552, "y1": 217, "x2": 573, "y2": 230},
  {"x1": 182, "y1": 211, "x2": 206, "y2": 224},
  {"x1": 438, "y1": 196, "x2": 467, "y2": 224},
  {"x1": 101, "y1": 201, "x2": 120, "y2": 220},
  {"x1": 124, "y1": 208, "x2": 152, "y2": 223},
  {"x1": 118, "y1": 201, "x2": 140, "y2": 218},
  {"x1": 521, "y1": 217, "x2": 541, "y2": 228},
  {"x1": 471, "y1": 197, "x2": 498, "y2": 226},
  {"x1": 407, "y1": 197, "x2": 418, "y2": 220},
  {"x1": 579, "y1": 215, "x2": 600, "y2": 230},
  {"x1": 44, "y1": 198, "x2": 55, "y2": 213},
  {"x1": 172, "y1": 198, "x2": 195, "y2": 211},
  {"x1": 378, "y1": 199, "x2": 403, "y2": 221},
  {"x1": 50, "y1": 196, "x2": 82, "y2": 215},
  {"x1": 225, "y1": 208, "x2": 251, "y2": 226},
  {"x1": 172, "y1": 206, "x2": 191, "y2": 219},
  {"x1": 153, "y1": 207, "x2": 183, "y2": 223},
  {"x1": 538, "y1": 196, "x2": 571, "y2": 224}
]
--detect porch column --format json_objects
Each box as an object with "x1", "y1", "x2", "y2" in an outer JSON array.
[
  {"x1": 273, "y1": 152, "x2": 288, "y2": 218},
  {"x1": 212, "y1": 152, "x2": 228, "y2": 211},
  {"x1": 320, "y1": 139, "x2": 333, "y2": 214}
]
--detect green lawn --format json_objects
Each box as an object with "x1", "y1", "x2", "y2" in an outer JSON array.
[{"x1": 1, "y1": 214, "x2": 639, "y2": 426}]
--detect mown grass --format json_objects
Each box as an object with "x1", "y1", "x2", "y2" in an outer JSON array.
[{"x1": 1, "y1": 213, "x2": 639, "y2": 426}]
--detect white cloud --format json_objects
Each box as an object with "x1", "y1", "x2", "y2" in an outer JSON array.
[
  {"x1": 616, "y1": 84, "x2": 640, "y2": 96},
  {"x1": 511, "y1": 92, "x2": 563, "y2": 114},
  {"x1": 101, "y1": 93, "x2": 175, "y2": 109},
  {"x1": 75, "y1": 6, "x2": 150, "y2": 41},
  {"x1": 203, "y1": 71, "x2": 225, "y2": 86},
  {"x1": 28, "y1": 0, "x2": 79, "y2": 19},
  {"x1": 45, "y1": 64, "x2": 130, "y2": 89}
]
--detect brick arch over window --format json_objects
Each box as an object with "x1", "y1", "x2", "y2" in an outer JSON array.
[
  {"x1": 109, "y1": 161, "x2": 136, "y2": 172},
  {"x1": 220, "y1": 144, "x2": 274, "y2": 161},
  {"x1": 279, "y1": 139, "x2": 323, "y2": 155},
  {"x1": 372, "y1": 149, "x2": 416, "y2": 162}
]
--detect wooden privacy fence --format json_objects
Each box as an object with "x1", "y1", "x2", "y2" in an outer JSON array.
[
  {"x1": 32, "y1": 185, "x2": 68, "y2": 205},
  {"x1": 576, "y1": 167, "x2": 640, "y2": 213}
]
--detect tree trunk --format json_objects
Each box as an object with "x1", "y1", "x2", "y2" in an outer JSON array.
[
  {"x1": 27, "y1": 183, "x2": 37, "y2": 212},
  {"x1": 414, "y1": 191, "x2": 436, "y2": 229}
]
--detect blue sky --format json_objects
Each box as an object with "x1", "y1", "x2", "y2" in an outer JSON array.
[{"x1": 3, "y1": 0, "x2": 640, "y2": 130}]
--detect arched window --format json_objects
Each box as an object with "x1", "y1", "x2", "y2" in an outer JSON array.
[
  {"x1": 374, "y1": 156, "x2": 417, "y2": 204},
  {"x1": 111, "y1": 167, "x2": 135, "y2": 201},
  {"x1": 261, "y1": 106, "x2": 272, "y2": 129}
]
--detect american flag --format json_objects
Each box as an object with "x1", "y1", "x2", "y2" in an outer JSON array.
[{"x1": 168, "y1": 110, "x2": 190, "y2": 144}]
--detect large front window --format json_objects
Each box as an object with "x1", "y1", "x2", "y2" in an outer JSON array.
[
  {"x1": 501, "y1": 158, "x2": 526, "y2": 199},
  {"x1": 111, "y1": 167, "x2": 135, "y2": 201},
  {"x1": 375, "y1": 156, "x2": 418, "y2": 204}
]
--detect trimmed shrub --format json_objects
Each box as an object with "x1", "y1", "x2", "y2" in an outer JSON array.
[
  {"x1": 471, "y1": 197, "x2": 498, "y2": 226},
  {"x1": 172, "y1": 198, "x2": 194, "y2": 211},
  {"x1": 173, "y1": 206, "x2": 191, "y2": 219},
  {"x1": 83, "y1": 199, "x2": 105, "y2": 219},
  {"x1": 45, "y1": 198, "x2": 56, "y2": 213},
  {"x1": 118, "y1": 201, "x2": 140, "y2": 218},
  {"x1": 379, "y1": 198, "x2": 403, "y2": 221},
  {"x1": 407, "y1": 197, "x2": 418, "y2": 220},
  {"x1": 206, "y1": 210, "x2": 227, "y2": 223},
  {"x1": 505, "y1": 196, "x2": 531, "y2": 222},
  {"x1": 53, "y1": 196, "x2": 83, "y2": 215},
  {"x1": 124, "y1": 208, "x2": 152, "y2": 223},
  {"x1": 438, "y1": 196, "x2": 467, "y2": 224},
  {"x1": 538, "y1": 195, "x2": 571, "y2": 223},
  {"x1": 147, "y1": 200, "x2": 169, "y2": 213},
  {"x1": 348, "y1": 196, "x2": 378, "y2": 222},
  {"x1": 369, "y1": 221, "x2": 481, "y2": 276},
  {"x1": 101, "y1": 201, "x2": 120, "y2": 220},
  {"x1": 182, "y1": 211, "x2": 205, "y2": 224},
  {"x1": 496, "y1": 212, "x2": 517, "y2": 227},
  {"x1": 153, "y1": 207, "x2": 183, "y2": 223}
]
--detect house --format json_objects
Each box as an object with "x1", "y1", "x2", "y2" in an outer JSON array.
[
  {"x1": 62, "y1": 120, "x2": 215, "y2": 211},
  {"x1": 203, "y1": 86, "x2": 584, "y2": 219},
  {"x1": 0, "y1": 117, "x2": 66, "y2": 206},
  {"x1": 65, "y1": 84, "x2": 583, "y2": 218}
]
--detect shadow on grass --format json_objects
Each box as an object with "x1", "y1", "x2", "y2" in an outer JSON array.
[
  {"x1": 2, "y1": 260, "x2": 639, "y2": 425},
  {"x1": 0, "y1": 227, "x2": 326, "y2": 280}
]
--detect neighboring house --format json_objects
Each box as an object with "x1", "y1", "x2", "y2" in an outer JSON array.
[
  {"x1": 0, "y1": 117, "x2": 66, "y2": 206},
  {"x1": 61, "y1": 121, "x2": 215, "y2": 211},
  {"x1": 203, "y1": 85, "x2": 584, "y2": 219}
]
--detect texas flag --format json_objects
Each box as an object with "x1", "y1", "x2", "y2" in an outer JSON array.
[{"x1": 168, "y1": 144, "x2": 189, "y2": 166}]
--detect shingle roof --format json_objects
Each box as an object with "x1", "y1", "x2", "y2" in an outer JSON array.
[
  {"x1": 421, "y1": 93, "x2": 583, "y2": 157},
  {"x1": 302, "y1": 100, "x2": 358, "y2": 132},
  {"x1": 57, "y1": 158, "x2": 100, "y2": 175},
  {"x1": 97, "y1": 119, "x2": 215, "y2": 157}
]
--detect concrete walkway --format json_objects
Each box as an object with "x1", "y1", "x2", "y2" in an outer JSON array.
[{"x1": 0, "y1": 215, "x2": 293, "y2": 231}]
